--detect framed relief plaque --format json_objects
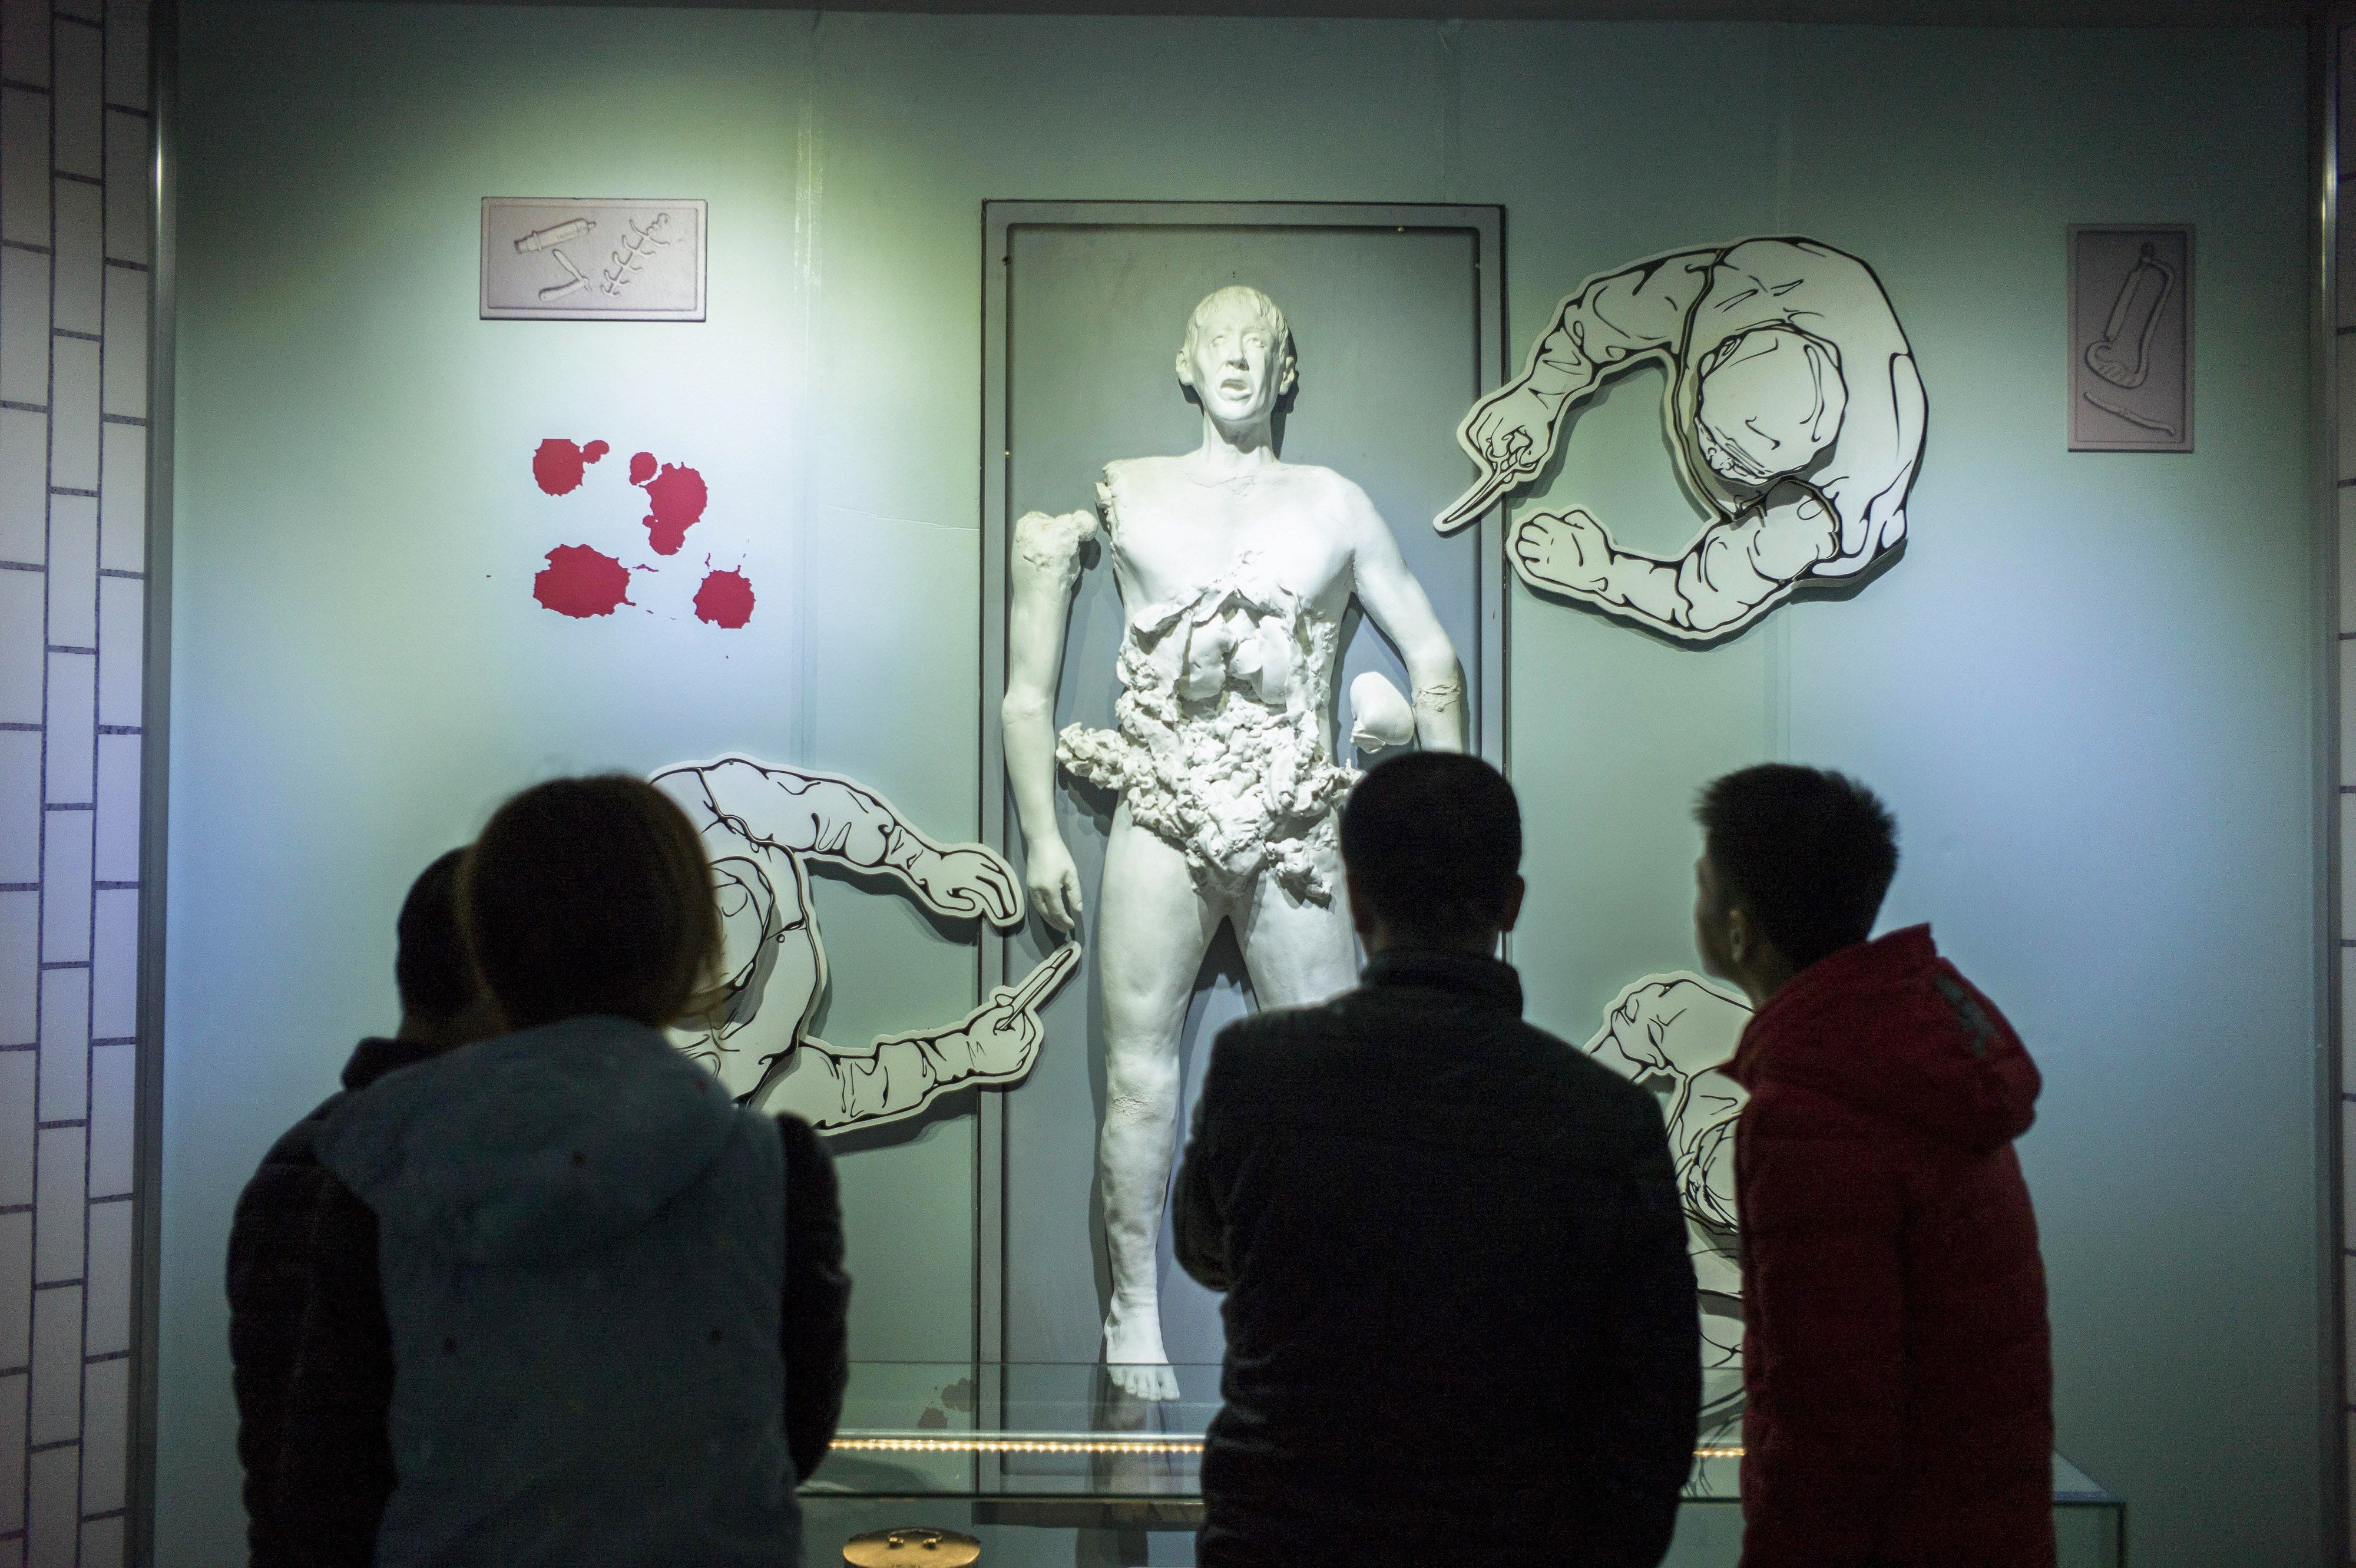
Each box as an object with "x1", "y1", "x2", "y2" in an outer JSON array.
[
  {"x1": 481, "y1": 197, "x2": 706, "y2": 322},
  {"x1": 2069, "y1": 224, "x2": 2192, "y2": 452}
]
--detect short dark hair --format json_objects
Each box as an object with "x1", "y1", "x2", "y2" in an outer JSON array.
[
  {"x1": 462, "y1": 775, "x2": 721, "y2": 1033},
  {"x1": 1695, "y1": 764, "x2": 1898, "y2": 971},
  {"x1": 1340, "y1": 752, "x2": 1521, "y2": 941},
  {"x1": 394, "y1": 849, "x2": 477, "y2": 1021}
]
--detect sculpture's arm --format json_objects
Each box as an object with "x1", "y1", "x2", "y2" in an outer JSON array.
[
  {"x1": 1001, "y1": 510, "x2": 1098, "y2": 931},
  {"x1": 757, "y1": 945, "x2": 1078, "y2": 1131},
  {"x1": 1437, "y1": 251, "x2": 1718, "y2": 532},
  {"x1": 1508, "y1": 485, "x2": 1842, "y2": 641},
  {"x1": 1344, "y1": 487, "x2": 1467, "y2": 752},
  {"x1": 663, "y1": 758, "x2": 1019, "y2": 928}
]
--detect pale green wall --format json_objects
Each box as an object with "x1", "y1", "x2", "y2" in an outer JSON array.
[{"x1": 165, "y1": 8, "x2": 2317, "y2": 1566}]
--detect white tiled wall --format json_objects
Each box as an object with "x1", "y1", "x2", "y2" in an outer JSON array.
[{"x1": 0, "y1": 0, "x2": 149, "y2": 1557}]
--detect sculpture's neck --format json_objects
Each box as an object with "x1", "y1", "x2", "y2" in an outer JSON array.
[{"x1": 1192, "y1": 411, "x2": 1278, "y2": 479}]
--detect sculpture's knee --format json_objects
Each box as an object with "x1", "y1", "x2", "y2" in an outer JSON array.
[{"x1": 1103, "y1": 1053, "x2": 1182, "y2": 1126}]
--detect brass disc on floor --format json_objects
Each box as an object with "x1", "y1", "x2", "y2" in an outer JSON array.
[{"x1": 842, "y1": 1526, "x2": 982, "y2": 1567}]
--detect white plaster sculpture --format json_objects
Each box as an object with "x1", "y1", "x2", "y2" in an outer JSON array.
[
  {"x1": 1437, "y1": 238, "x2": 1926, "y2": 641},
  {"x1": 1004, "y1": 286, "x2": 1468, "y2": 1398},
  {"x1": 1582, "y1": 972, "x2": 1753, "y2": 1426},
  {"x1": 652, "y1": 756, "x2": 1080, "y2": 1132}
]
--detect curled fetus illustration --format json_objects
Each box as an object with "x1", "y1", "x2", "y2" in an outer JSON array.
[{"x1": 2084, "y1": 242, "x2": 2174, "y2": 391}]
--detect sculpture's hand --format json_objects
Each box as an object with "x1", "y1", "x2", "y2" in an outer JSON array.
[
  {"x1": 1511, "y1": 509, "x2": 1613, "y2": 596},
  {"x1": 1023, "y1": 835, "x2": 1084, "y2": 932},
  {"x1": 908, "y1": 843, "x2": 1024, "y2": 928}
]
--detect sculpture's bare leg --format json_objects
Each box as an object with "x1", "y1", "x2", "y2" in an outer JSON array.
[
  {"x1": 1236, "y1": 830, "x2": 1359, "y2": 1010},
  {"x1": 1095, "y1": 808, "x2": 1222, "y2": 1401}
]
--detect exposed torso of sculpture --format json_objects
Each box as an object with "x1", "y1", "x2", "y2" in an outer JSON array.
[{"x1": 1057, "y1": 456, "x2": 1361, "y2": 901}]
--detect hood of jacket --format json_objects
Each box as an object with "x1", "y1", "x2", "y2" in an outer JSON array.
[
  {"x1": 316, "y1": 1014, "x2": 742, "y2": 1266},
  {"x1": 1729, "y1": 925, "x2": 2040, "y2": 1152}
]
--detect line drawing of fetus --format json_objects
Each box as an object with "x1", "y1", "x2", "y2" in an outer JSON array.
[
  {"x1": 652, "y1": 755, "x2": 1079, "y2": 1132},
  {"x1": 2084, "y1": 242, "x2": 2175, "y2": 391},
  {"x1": 1442, "y1": 238, "x2": 1925, "y2": 641},
  {"x1": 1581, "y1": 971, "x2": 1754, "y2": 1431}
]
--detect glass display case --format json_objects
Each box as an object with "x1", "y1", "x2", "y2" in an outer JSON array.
[{"x1": 800, "y1": 1364, "x2": 2126, "y2": 1567}]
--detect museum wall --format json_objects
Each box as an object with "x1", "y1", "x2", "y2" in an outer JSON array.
[{"x1": 158, "y1": 7, "x2": 2315, "y2": 1567}]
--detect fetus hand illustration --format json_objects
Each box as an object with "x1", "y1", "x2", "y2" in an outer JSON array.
[
  {"x1": 899, "y1": 841, "x2": 1024, "y2": 927},
  {"x1": 898, "y1": 942, "x2": 1083, "y2": 1089},
  {"x1": 1510, "y1": 510, "x2": 1613, "y2": 597},
  {"x1": 1442, "y1": 383, "x2": 1566, "y2": 530}
]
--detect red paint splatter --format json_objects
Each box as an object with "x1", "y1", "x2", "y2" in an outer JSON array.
[
  {"x1": 534, "y1": 545, "x2": 634, "y2": 617},
  {"x1": 629, "y1": 451, "x2": 657, "y2": 486},
  {"x1": 694, "y1": 568, "x2": 755, "y2": 628},
  {"x1": 531, "y1": 438, "x2": 608, "y2": 497},
  {"x1": 635, "y1": 462, "x2": 708, "y2": 555}
]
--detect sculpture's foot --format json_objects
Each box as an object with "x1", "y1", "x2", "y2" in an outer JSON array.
[{"x1": 1102, "y1": 1305, "x2": 1179, "y2": 1402}]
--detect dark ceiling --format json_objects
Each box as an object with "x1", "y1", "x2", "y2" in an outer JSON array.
[{"x1": 342, "y1": 0, "x2": 2317, "y2": 22}]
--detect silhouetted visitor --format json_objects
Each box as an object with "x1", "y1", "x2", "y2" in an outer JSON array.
[
  {"x1": 276, "y1": 775, "x2": 851, "y2": 1567},
  {"x1": 228, "y1": 849, "x2": 499, "y2": 1568},
  {"x1": 1173, "y1": 751, "x2": 1700, "y2": 1568},
  {"x1": 1692, "y1": 764, "x2": 2053, "y2": 1568}
]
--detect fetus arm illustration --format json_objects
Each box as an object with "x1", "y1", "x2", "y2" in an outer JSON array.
[
  {"x1": 1509, "y1": 480, "x2": 1844, "y2": 639},
  {"x1": 653, "y1": 756, "x2": 1043, "y2": 1131},
  {"x1": 1438, "y1": 252, "x2": 1718, "y2": 531},
  {"x1": 667, "y1": 755, "x2": 1023, "y2": 928},
  {"x1": 764, "y1": 942, "x2": 1082, "y2": 1132}
]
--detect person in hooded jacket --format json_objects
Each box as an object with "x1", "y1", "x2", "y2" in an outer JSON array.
[
  {"x1": 1690, "y1": 764, "x2": 2053, "y2": 1568},
  {"x1": 276, "y1": 775, "x2": 852, "y2": 1568},
  {"x1": 227, "y1": 848, "x2": 501, "y2": 1567}
]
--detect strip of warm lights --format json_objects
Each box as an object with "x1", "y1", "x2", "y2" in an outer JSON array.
[
  {"x1": 832, "y1": 1435, "x2": 1746, "y2": 1460},
  {"x1": 833, "y1": 1436, "x2": 1202, "y2": 1455}
]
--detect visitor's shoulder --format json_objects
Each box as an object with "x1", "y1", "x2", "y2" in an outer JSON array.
[{"x1": 1514, "y1": 1021, "x2": 1675, "y2": 1127}]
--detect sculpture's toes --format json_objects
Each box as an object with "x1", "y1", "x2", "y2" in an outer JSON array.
[{"x1": 1106, "y1": 1359, "x2": 1181, "y2": 1402}]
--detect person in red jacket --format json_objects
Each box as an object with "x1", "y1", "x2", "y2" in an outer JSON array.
[{"x1": 1690, "y1": 763, "x2": 2054, "y2": 1568}]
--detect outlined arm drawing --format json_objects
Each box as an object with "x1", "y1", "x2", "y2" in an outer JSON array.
[
  {"x1": 652, "y1": 756, "x2": 1074, "y2": 1132},
  {"x1": 1439, "y1": 239, "x2": 1926, "y2": 643},
  {"x1": 1584, "y1": 971, "x2": 1754, "y2": 1425}
]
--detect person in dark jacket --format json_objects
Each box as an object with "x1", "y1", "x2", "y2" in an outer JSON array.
[
  {"x1": 277, "y1": 775, "x2": 852, "y2": 1568},
  {"x1": 1691, "y1": 764, "x2": 2054, "y2": 1568},
  {"x1": 227, "y1": 848, "x2": 498, "y2": 1567},
  {"x1": 1173, "y1": 752, "x2": 1700, "y2": 1568}
]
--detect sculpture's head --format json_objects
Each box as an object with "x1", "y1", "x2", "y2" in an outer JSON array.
[
  {"x1": 1693, "y1": 326, "x2": 1847, "y2": 488},
  {"x1": 1176, "y1": 285, "x2": 1296, "y2": 425}
]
